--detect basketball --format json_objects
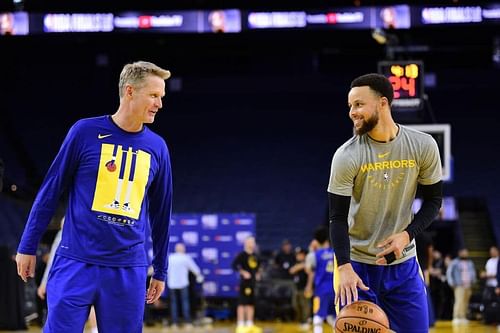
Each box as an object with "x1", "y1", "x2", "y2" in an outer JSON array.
[{"x1": 335, "y1": 300, "x2": 390, "y2": 333}]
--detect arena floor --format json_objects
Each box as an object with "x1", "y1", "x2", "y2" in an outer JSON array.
[{"x1": 1, "y1": 320, "x2": 498, "y2": 333}]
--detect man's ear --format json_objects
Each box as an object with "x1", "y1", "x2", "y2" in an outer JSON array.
[
  {"x1": 125, "y1": 85, "x2": 134, "y2": 97},
  {"x1": 380, "y1": 96, "x2": 389, "y2": 108}
]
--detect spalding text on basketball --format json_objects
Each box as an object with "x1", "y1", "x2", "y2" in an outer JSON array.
[{"x1": 343, "y1": 323, "x2": 382, "y2": 333}]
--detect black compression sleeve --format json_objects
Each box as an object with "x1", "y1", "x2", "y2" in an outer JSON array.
[
  {"x1": 328, "y1": 192, "x2": 351, "y2": 266},
  {"x1": 405, "y1": 181, "x2": 443, "y2": 241}
]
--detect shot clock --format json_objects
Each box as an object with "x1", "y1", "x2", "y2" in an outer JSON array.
[{"x1": 377, "y1": 60, "x2": 424, "y2": 111}]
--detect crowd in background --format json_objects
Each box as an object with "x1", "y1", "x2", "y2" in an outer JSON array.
[{"x1": 1, "y1": 217, "x2": 500, "y2": 330}]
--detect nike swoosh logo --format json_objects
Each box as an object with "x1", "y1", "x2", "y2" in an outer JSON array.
[
  {"x1": 98, "y1": 134, "x2": 112, "y2": 139},
  {"x1": 378, "y1": 152, "x2": 390, "y2": 159}
]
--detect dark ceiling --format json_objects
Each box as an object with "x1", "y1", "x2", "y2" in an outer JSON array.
[{"x1": 1, "y1": 0, "x2": 492, "y2": 12}]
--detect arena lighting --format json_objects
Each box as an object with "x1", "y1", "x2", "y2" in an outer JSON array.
[
  {"x1": 371, "y1": 28, "x2": 398, "y2": 46},
  {"x1": 371, "y1": 28, "x2": 387, "y2": 44},
  {"x1": 12, "y1": 0, "x2": 23, "y2": 10}
]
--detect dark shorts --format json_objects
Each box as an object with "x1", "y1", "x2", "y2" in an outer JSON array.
[{"x1": 238, "y1": 279, "x2": 256, "y2": 305}]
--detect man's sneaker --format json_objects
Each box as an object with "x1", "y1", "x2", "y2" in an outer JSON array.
[
  {"x1": 248, "y1": 325, "x2": 263, "y2": 333},
  {"x1": 299, "y1": 323, "x2": 310, "y2": 331},
  {"x1": 235, "y1": 326, "x2": 249, "y2": 333}
]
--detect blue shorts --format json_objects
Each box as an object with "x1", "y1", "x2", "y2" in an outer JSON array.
[
  {"x1": 351, "y1": 257, "x2": 428, "y2": 333},
  {"x1": 44, "y1": 255, "x2": 147, "y2": 333},
  {"x1": 313, "y1": 292, "x2": 335, "y2": 319}
]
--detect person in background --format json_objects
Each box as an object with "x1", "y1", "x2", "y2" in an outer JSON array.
[
  {"x1": 167, "y1": 243, "x2": 203, "y2": 329},
  {"x1": 481, "y1": 245, "x2": 500, "y2": 327},
  {"x1": 289, "y1": 247, "x2": 311, "y2": 331},
  {"x1": 481, "y1": 246, "x2": 499, "y2": 304},
  {"x1": 0, "y1": 246, "x2": 27, "y2": 330},
  {"x1": 232, "y1": 236, "x2": 262, "y2": 333},
  {"x1": 304, "y1": 226, "x2": 335, "y2": 333},
  {"x1": 446, "y1": 248, "x2": 477, "y2": 325},
  {"x1": 442, "y1": 254, "x2": 455, "y2": 320},
  {"x1": 15, "y1": 61, "x2": 173, "y2": 333},
  {"x1": 303, "y1": 238, "x2": 320, "y2": 316},
  {"x1": 416, "y1": 231, "x2": 436, "y2": 327},
  {"x1": 495, "y1": 257, "x2": 500, "y2": 330},
  {"x1": 274, "y1": 239, "x2": 296, "y2": 280},
  {"x1": 429, "y1": 249, "x2": 448, "y2": 320}
]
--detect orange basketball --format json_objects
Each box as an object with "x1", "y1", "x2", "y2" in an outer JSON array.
[{"x1": 335, "y1": 300, "x2": 390, "y2": 333}]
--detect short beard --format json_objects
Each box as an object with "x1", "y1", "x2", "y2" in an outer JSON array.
[{"x1": 354, "y1": 110, "x2": 379, "y2": 136}]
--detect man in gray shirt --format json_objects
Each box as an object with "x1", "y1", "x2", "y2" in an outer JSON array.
[{"x1": 328, "y1": 73, "x2": 442, "y2": 333}]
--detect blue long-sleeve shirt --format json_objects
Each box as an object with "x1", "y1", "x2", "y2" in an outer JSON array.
[
  {"x1": 446, "y1": 257, "x2": 476, "y2": 288},
  {"x1": 18, "y1": 115, "x2": 172, "y2": 281}
]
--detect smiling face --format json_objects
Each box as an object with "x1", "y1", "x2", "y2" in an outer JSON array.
[
  {"x1": 347, "y1": 86, "x2": 384, "y2": 136},
  {"x1": 127, "y1": 75, "x2": 165, "y2": 124}
]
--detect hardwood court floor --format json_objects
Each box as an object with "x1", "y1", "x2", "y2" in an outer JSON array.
[{"x1": 1, "y1": 320, "x2": 498, "y2": 333}]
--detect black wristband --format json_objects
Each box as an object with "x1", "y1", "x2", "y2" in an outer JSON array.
[{"x1": 384, "y1": 252, "x2": 396, "y2": 264}]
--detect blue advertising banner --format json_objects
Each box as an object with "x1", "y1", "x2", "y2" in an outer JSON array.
[{"x1": 157, "y1": 213, "x2": 256, "y2": 298}]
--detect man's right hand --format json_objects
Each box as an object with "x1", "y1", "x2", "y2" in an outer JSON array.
[
  {"x1": 336, "y1": 263, "x2": 369, "y2": 306},
  {"x1": 240, "y1": 270, "x2": 251, "y2": 279},
  {"x1": 37, "y1": 284, "x2": 47, "y2": 300},
  {"x1": 15, "y1": 253, "x2": 36, "y2": 283}
]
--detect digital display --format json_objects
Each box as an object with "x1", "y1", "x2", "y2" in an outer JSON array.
[
  {"x1": 421, "y1": 6, "x2": 482, "y2": 25},
  {"x1": 483, "y1": 6, "x2": 500, "y2": 20},
  {"x1": 43, "y1": 13, "x2": 113, "y2": 32},
  {"x1": 0, "y1": 11, "x2": 29, "y2": 35},
  {"x1": 113, "y1": 12, "x2": 191, "y2": 32},
  {"x1": 247, "y1": 8, "x2": 370, "y2": 30},
  {"x1": 377, "y1": 5, "x2": 411, "y2": 29},
  {"x1": 205, "y1": 9, "x2": 242, "y2": 33},
  {"x1": 378, "y1": 60, "x2": 424, "y2": 111},
  {"x1": 306, "y1": 9, "x2": 368, "y2": 28},
  {"x1": 247, "y1": 11, "x2": 307, "y2": 29},
  {"x1": 1, "y1": 3, "x2": 499, "y2": 37}
]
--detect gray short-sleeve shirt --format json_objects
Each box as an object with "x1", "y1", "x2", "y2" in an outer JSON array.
[{"x1": 327, "y1": 125, "x2": 442, "y2": 264}]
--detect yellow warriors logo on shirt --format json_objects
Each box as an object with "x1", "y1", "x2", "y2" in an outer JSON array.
[
  {"x1": 248, "y1": 255, "x2": 258, "y2": 269},
  {"x1": 91, "y1": 143, "x2": 151, "y2": 219},
  {"x1": 361, "y1": 157, "x2": 417, "y2": 190}
]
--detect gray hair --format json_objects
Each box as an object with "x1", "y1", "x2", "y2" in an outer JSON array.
[{"x1": 118, "y1": 61, "x2": 171, "y2": 98}]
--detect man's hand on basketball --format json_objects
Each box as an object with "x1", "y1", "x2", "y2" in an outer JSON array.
[
  {"x1": 336, "y1": 263, "x2": 369, "y2": 306},
  {"x1": 146, "y1": 278, "x2": 165, "y2": 304},
  {"x1": 15, "y1": 253, "x2": 36, "y2": 282},
  {"x1": 375, "y1": 231, "x2": 410, "y2": 265}
]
